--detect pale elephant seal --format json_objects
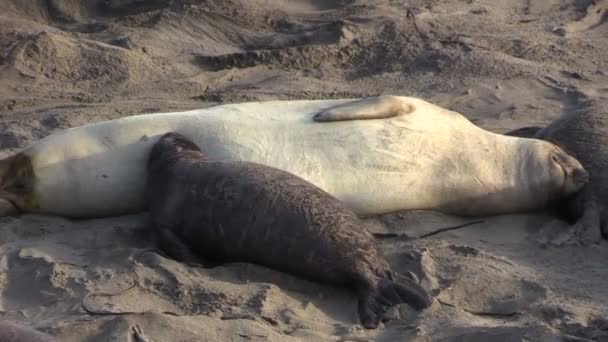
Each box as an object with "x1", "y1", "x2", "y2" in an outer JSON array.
[
  {"x1": 147, "y1": 132, "x2": 433, "y2": 329},
  {"x1": 0, "y1": 95, "x2": 587, "y2": 218},
  {"x1": 0, "y1": 321, "x2": 57, "y2": 342},
  {"x1": 506, "y1": 98, "x2": 608, "y2": 244}
]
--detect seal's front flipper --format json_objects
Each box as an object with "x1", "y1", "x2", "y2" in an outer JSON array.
[
  {"x1": 157, "y1": 227, "x2": 200, "y2": 263},
  {"x1": 358, "y1": 276, "x2": 432, "y2": 329},
  {"x1": 313, "y1": 95, "x2": 415, "y2": 122}
]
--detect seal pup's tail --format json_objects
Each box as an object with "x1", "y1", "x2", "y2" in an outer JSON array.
[{"x1": 358, "y1": 276, "x2": 432, "y2": 329}]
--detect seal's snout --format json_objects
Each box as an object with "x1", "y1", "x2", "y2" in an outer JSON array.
[
  {"x1": 551, "y1": 150, "x2": 588, "y2": 194},
  {"x1": 572, "y1": 166, "x2": 590, "y2": 188}
]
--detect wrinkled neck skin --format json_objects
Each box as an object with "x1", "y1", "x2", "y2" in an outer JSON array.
[
  {"x1": 436, "y1": 136, "x2": 569, "y2": 216},
  {"x1": 145, "y1": 143, "x2": 214, "y2": 238}
]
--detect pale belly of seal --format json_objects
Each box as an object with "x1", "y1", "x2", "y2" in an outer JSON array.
[{"x1": 0, "y1": 96, "x2": 586, "y2": 218}]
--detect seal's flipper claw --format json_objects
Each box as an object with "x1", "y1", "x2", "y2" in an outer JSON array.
[
  {"x1": 358, "y1": 276, "x2": 432, "y2": 329},
  {"x1": 313, "y1": 95, "x2": 415, "y2": 122},
  {"x1": 402, "y1": 271, "x2": 420, "y2": 284},
  {"x1": 131, "y1": 325, "x2": 152, "y2": 342}
]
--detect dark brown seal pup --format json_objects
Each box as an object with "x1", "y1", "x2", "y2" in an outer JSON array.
[
  {"x1": 0, "y1": 321, "x2": 57, "y2": 342},
  {"x1": 506, "y1": 98, "x2": 607, "y2": 244},
  {"x1": 146, "y1": 132, "x2": 433, "y2": 329}
]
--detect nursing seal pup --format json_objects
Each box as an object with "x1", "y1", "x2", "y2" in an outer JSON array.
[{"x1": 146, "y1": 132, "x2": 433, "y2": 329}]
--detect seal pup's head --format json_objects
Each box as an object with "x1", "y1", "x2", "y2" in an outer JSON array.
[{"x1": 148, "y1": 132, "x2": 206, "y2": 170}]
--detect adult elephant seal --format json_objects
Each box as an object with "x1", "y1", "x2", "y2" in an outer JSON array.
[
  {"x1": 147, "y1": 132, "x2": 433, "y2": 329},
  {"x1": 0, "y1": 95, "x2": 588, "y2": 218},
  {"x1": 506, "y1": 97, "x2": 608, "y2": 245},
  {"x1": 0, "y1": 321, "x2": 57, "y2": 342}
]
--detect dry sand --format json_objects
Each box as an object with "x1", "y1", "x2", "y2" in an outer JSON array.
[{"x1": 0, "y1": 0, "x2": 607, "y2": 341}]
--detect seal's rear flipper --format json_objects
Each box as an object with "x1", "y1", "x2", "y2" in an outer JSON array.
[
  {"x1": 358, "y1": 277, "x2": 432, "y2": 329},
  {"x1": 313, "y1": 95, "x2": 415, "y2": 122}
]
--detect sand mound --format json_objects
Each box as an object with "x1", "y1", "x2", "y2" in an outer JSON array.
[
  {"x1": 1, "y1": 0, "x2": 605, "y2": 113},
  {"x1": 2, "y1": 0, "x2": 170, "y2": 24},
  {"x1": 2, "y1": 211, "x2": 608, "y2": 341},
  {"x1": 9, "y1": 31, "x2": 161, "y2": 85}
]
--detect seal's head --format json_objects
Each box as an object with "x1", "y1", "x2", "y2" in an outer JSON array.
[
  {"x1": 443, "y1": 137, "x2": 589, "y2": 216},
  {"x1": 149, "y1": 132, "x2": 204, "y2": 165},
  {"x1": 524, "y1": 140, "x2": 588, "y2": 204},
  {"x1": 0, "y1": 153, "x2": 36, "y2": 216}
]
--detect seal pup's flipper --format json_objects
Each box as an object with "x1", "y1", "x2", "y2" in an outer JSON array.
[
  {"x1": 131, "y1": 325, "x2": 152, "y2": 342},
  {"x1": 313, "y1": 95, "x2": 415, "y2": 122},
  {"x1": 358, "y1": 276, "x2": 432, "y2": 329}
]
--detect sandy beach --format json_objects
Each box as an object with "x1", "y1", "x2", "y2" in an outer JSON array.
[{"x1": 0, "y1": 0, "x2": 607, "y2": 341}]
